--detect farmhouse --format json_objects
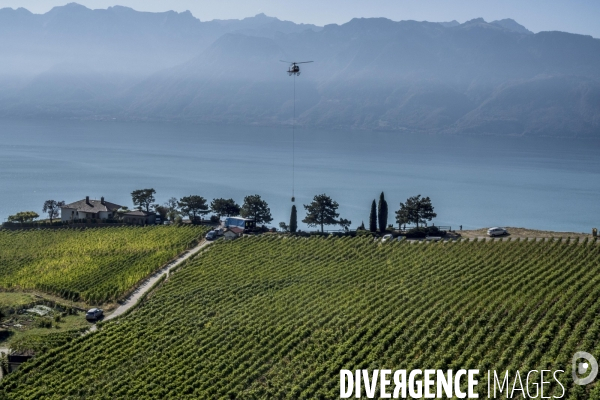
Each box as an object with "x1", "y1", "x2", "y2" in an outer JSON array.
[{"x1": 61, "y1": 196, "x2": 123, "y2": 222}]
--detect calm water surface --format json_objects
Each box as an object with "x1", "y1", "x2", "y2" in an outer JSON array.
[{"x1": 0, "y1": 119, "x2": 598, "y2": 232}]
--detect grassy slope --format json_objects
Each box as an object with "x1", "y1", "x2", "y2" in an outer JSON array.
[
  {"x1": 0, "y1": 226, "x2": 209, "y2": 304},
  {"x1": 0, "y1": 293, "x2": 35, "y2": 309},
  {"x1": 2, "y1": 236, "x2": 600, "y2": 399}
]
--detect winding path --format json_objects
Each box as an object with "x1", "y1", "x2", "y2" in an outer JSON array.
[
  {"x1": 0, "y1": 240, "x2": 213, "y2": 382},
  {"x1": 87, "y1": 240, "x2": 213, "y2": 333}
]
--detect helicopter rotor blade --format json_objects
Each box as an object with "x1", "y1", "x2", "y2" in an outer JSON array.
[
  {"x1": 296, "y1": 61, "x2": 314, "y2": 64},
  {"x1": 280, "y1": 60, "x2": 294, "y2": 63}
]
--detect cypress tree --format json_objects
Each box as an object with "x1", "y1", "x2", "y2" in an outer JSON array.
[
  {"x1": 289, "y1": 205, "x2": 297, "y2": 233},
  {"x1": 378, "y1": 192, "x2": 388, "y2": 233},
  {"x1": 369, "y1": 200, "x2": 377, "y2": 232}
]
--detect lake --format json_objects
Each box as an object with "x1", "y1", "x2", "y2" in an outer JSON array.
[{"x1": 0, "y1": 119, "x2": 598, "y2": 232}]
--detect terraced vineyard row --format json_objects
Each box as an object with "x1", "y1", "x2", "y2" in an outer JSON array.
[
  {"x1": 2, "y1": 236, "x2": 600, "y2": 399},
  {"x1": 0, "y1": 226, "x2": 209, "y2": 304}
]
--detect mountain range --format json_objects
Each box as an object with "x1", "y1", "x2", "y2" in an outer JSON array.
[{"x1": 0, "y1": 3, "x2": 599, "y2": 137}]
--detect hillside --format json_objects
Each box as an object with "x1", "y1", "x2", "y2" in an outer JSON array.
[
  {"x1": 2, "y1": 236, "x2": 599, "y2": 398},
  {"x1": 0, "y1": 226, "x2": 207, "y2": 304}
]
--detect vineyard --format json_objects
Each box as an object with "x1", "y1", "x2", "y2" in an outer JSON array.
[
  {"x1": 0, "y1": 226, "x2": 208, "y2": 304},
  {"x1": 2, "y1": 236, "x2": 600, "y2": 399}
]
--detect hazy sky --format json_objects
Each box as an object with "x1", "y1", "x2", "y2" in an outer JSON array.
[{"x1": 2, "y1": 0, "x2": 599, "y2": 38}]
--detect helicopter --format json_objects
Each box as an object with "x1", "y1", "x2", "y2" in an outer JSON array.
[
  {"x1": 281, "y1": 60, "x2": 314, "y2": 202},
  {"x1": 281, "y1": 60, "x2": 313, "y2": 76}
]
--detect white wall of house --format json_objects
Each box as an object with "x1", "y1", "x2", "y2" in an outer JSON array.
[
  {"x1": 60, "y1": 208, "x2": 76, "y2": 222},
  {"x1": 98, "y1": 211, "x2": 112, "y2": 219},
  {"x1": 61, "y1": 208, "x2": 113, "y2": 221}
]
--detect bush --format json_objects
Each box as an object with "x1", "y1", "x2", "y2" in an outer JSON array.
[
  {"x1": 405, "y1": 227, "x2": 428, "y2": 238},
  {"x1": 0, "y1": 352, "x2": 8, "y2": 376},
  {"x1": 210, "y1": 215, "x2": 220, "y2": 224},
  {"x1": 405, "y1": 226, "x2": 445, "y2": 238},
  {"x1": 356, "y1": 229, "x2": 375, "y2": 238},
  {"x1": 37, "y1": 319, "x2": 53, "y2": 329}
]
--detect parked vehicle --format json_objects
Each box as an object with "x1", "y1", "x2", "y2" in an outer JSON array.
[
  {"x1": 155, "y1": 216, "x2": 162, "y2": 225},
  {"x1": 205, "y1": 230, "x2": 217, "y2": 240},
  {"x1": 85, "y1": 308, "x2": 103, "y2": 320},
  {"x1": 487, "y1": 227, "x2": 508, "y2": 237},
  {"x1": 425, "y1": 236, "x2": 442, "y2": 242},
  {"x1": 382, "y1": 234, "x2": 394, "y2": 242}
]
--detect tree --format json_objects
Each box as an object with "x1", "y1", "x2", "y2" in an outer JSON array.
[
  {"x1": 240, "y1": 194, "x2": 272, "y2": 224},
  {"x1": 131, "y1": 188, "x2": 156, "y2": 212},
  {"x1": 289, "y1": 205, "x2": 298, "y2": 233},
  {"x1": 116, "y1": 206, "x2": 130, "y2": 218},
  {"x1": 302, "y1": 193, "x2": 344, "y2": 233},
  {"x1": 369, "y1": 200, "x2": 377, "y2": 232},
  {"x1": 378, "y1": 192, "x2": 388, "y2": 233},
  {"x1": 8, "y1": 211, "x2": 39, "y2": 224},
  {"x1": 279, "y1": 222, "x2": 289, "y2": 232},
  {"x1": 163, "y1": 197, "x2": 180, "y2": 221},
  {"x1": 338, "y1": 218, "x2": 352, "y2": 232},
  {"x1": 395, "y1": 207, "x2": 410, "y2": 230},
  {"x1": 178, "y1": 196, "x2": 209, "y2": 221},
  {"x1": 210, "y1": 198, "x2": 241, "y2": 218},
  {"x1": 42, "y1": 200, "x2": 65, "y2": 223},
  {"x1": 395, "y1": 195, "x2": 437, "y2": 228},
  {"x1": 153, "y1": 205, "x2": 168, "y2": 220}
]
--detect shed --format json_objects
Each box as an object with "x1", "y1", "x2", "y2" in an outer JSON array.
[
  {"x1": 122, "y1": 210, "x2": 157, "y2": 225},
  {"x1": 224, "y1": 227, "x2": 243, "y2": 240}
]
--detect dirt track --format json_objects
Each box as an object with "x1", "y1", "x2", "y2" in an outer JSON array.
[
  {"x1": 86, "y1": 240, "x2": 213, "y2": 334},
  {"x1": 457, "y1": 227, "x2": 592, "y2": 240}
]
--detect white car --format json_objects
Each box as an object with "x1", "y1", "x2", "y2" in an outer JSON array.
[
  {"x1": 487, "y1": 227, "x2": 508, "y2": 237},
  {"x1": 382, "y1": 234, "x2": 394, "y2": 242},
  {"x1": 85, "y1": 308, "x2": 103, "y2": 320}
]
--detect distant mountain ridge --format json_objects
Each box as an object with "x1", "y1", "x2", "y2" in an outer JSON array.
[
  {"x1": 491, "y1": 18, "x2": 533, "y2": 34},
  {"x1": 0, "y1": 4, "x2": 598, "y2": 137},
  {"x1": 0, "y1": 3, "x2": 321, "y2": 76}
]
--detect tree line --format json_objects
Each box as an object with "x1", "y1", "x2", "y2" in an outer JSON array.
[
  {"x1": 366, "y1": 193, "x2": 437, "y2": 233},
  {"x1": 143, "y1": 191, "x2": 275, "y2": 226},
  {"x1": 5, "y1": 189, "x2": 437, "y2": 233}
]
